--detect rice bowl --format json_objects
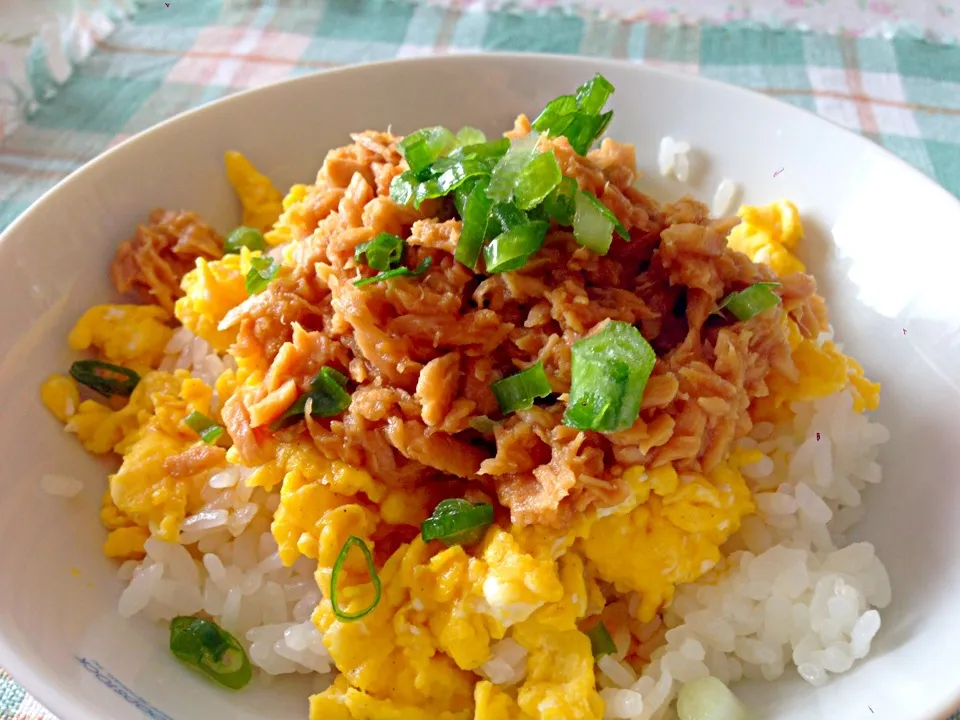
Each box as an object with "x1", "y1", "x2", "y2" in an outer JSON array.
[{"x1": 1, "y1": 54, "x2": 959, "y2": 720}]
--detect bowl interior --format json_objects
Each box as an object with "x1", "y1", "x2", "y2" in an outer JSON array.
[{"x1": 0, "y1": 55, "x2": 959, "y2": 720}]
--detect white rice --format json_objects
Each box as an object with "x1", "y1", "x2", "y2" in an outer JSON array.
[
  {"x1": 657, "y1": 136, "x2": 694, "y2": 185},
  {"x1": 117, "y1": 462, "x2": 331, "y2": 678},
  {"x1": 711, "y1": 178, "x2": 740, "y2": 218},
  {"x1": 158, "y1": 326, "x2": 237, "y2": 394},
  {"x1": 40, "y1": 473, "x2": 83, "y2": 498},
  {"x1": 598, "y1": 388, "x2": 891, "y2": 719}
]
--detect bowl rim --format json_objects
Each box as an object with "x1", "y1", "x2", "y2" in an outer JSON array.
[{"x1": 1, "y1": 51, "x2": 959, "y2": 720}]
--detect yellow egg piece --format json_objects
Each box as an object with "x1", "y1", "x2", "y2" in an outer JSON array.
[
  {"x1": 175, "y1": 252, "x2": 249, "y2": 352},
  {"x1": 726, "y1": 200, "x2": 806, "y2": 276},
  {"x1": 40, "y1": 374, "x2": 80, "y2": 422},
  {"x1": 68, "y1": 304, "x2": 173, "y2": 374},
  {"x1": 224, "y1": 150, "x2": 284, "y2": 233}
]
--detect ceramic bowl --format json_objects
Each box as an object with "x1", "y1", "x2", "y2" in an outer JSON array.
[{"x1": 0, "y1": 54, "x2": 958, "y2": 720}]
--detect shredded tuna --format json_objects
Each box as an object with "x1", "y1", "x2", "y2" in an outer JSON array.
[
  {"x1": 110, "y1": 209, "x2": 223, "y2": 311},
  {"x1": 162, "y1": 443, "x2": 227, "y2": 478},
  {"x1": 214, "y1": 119, "x2": 826, "y2": 526}
]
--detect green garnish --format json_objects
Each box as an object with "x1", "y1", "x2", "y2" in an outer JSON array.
[
  {"x1": 585, "y1": 621, "x2": 617, "y2": 658},
  {"x1": 245, "y1": 255, "x2": 278, "y2": 294},
  {"x1": 398, "y1": 126, "x2": 459, "y2": 175},
  {"x1": 354, "y1": 256, "x2": 432, "y2": 287},
  {"x1": 183, "y1": 411, "x2": 224, "y2": 445},
  {"x1": 69, "y1": 360, "x2": 140, "y2": 397},
  {"x1": 456, "y1": 126, "x2": 487, "y2": 145},
  {"x1": 487, "y1": 133, "x2": 540, "y2": 203},
  {"x1": 169, "y1": 616, "x2": 252, "y2": 690},
  {"x1": 543, "y1": 176, "x2": 578, "y2": 226},
  {"x1": 490, "y1": 361, "x2": 553, "y2": 414},
  {"x1": 572, "y1": 190, "x2": 629, "y2": 255},
  {"x1": 532, "y1": 74, "x2": 615, "y2": 155},
  {"x1": 421, "y1": 498, "x2": 495, "y2": 546},
  {"x1": 483, "y1": 221, "x2": 549, "y2": 273},
  {"x1": 563, "y1": 320, "x2": 657, "y2": 433},
  {"x1": 454, "y1": 177, "x2": 495, "y2": 269},
  {"x1": 355, "y1": 232, "x2": 405, "y2": 271},
  {"x1": 273, "y1": 366, "x2": 351, "y2": 428},
  {"x1": 513, "y1": 151, "x2": 563, "y2": 211},
  {"x1": 718, "y1": 282, "x2": 782, "y2": 321},
  {"x1": 223, "y1": 226, "x2": 266, "y2": 254},
  {"x1": 331, "y1": 536, "x2": 382, "y2": 622}
]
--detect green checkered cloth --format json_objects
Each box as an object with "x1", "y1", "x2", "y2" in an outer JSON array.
[{"x1": 1, "y1": 1, "x2": 959, "y2": 718}]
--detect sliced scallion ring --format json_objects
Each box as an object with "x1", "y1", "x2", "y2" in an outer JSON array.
[
  {"x1": 585, "y1": 621, "x2": 617, "y2": 658},
  {"x1": 330, "y1": 535, "x2": 382, "y2": 622},
  {"x1": 490, "y1": 361, "x2": 553, "y2": 414},
  {"x1": 513, "y1": 150, "x2": 563, "y2": 211},
  {"x1": 543, "y1": 176, "x2": 578, "y2": 226},
  {"x1": 245, "y1": 255, "x2": 278, "y2": 295},
  {"x1": 456, "y1": 126, "x2": 487, "y2": 145},
  {"x1": 224, "y1": 226, "x2": 266, "y2": 254},
  {"x1": 169, "y1": 616, "x2": 252, "y2": 690},
  {"x1": 355, "y1": 232, "x2": 405, "y2": 271},
  {"x1": 273, "y1": 366, "x2": 350, "y2": 429},
  {"x1": 455, "y1": 177, "x2": 494, "y2": 269},
  {"x1": 183, "y1": 411, "x2": 224, "y2": 445},
  {"x1": 354, "y1": 256, "x2": 432, "y2": 287},
  {"x1": 69, "y1": 360, "x2": 140, "y2": 398},
  {"x1": 421, "y1": 498, "x2": 494, "y2": 547},
  {"x1": 563, "y1": 320, "x2": 657, "y2": 433},
  {"x1": 483, "y1": 221, "x2": 549, "y2": 273},
  {"x1": 398, "y1": 126, "x2": 459, "y2": 175},
  {"x1": 572, "y1": 190, "x2": 629, "y2": 255},
  {"x1": 718, "y1": 282, "x2": 781, "y2": 321},
  {"x1": 487, "y1": 132, "x2": 540, "y2": 203}
]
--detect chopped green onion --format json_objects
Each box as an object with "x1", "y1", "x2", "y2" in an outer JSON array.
[
  {"x1": 224, "y1": 226, "x2": 266, "y2": 254},
  {"x1": 354, "y1": 256, "x2": 432, "y2": 287},
  {"x1": 490, "y1": 361, "x2": 552, "y2": 414},
  {"x1": 563, "y1": 320, "x2": 657, "y2": 433},
  {"x1": 572, "y1": 190, "x2": 628, "y2": 255},
  {"x1": 514, "y1": 150, "x2": 563, "y2": 211},
  {"x1": 531, "y1": 95, "x2": 578, "y2": 133},
  {"x1": 457, "y1": 126, "x2": 487, "y2": 145},
  {"x1": 483, "y1": 221, "x2": 549, "y2": 273},
  {"x1": 449, "y1": 137, "x2": 509, "y2": 163},
  {"x1": 469, "y1": 415, "x2": 498, "y2": 434},
  {"x1": 543, "y1": 176, "x2": 578, "y2": 226},
  {"x1": 69, "y1": 360, "x2": 140, "y2": 398},
  {"x1": 574, "y1": 74, "x2": 615, "y2": 115},
  {"x1": 273, "y1": 366, "x2": 350, "y2": 428},
  {"x1": 718, "y1": 282, "x2": 781, "y2": 321},
  {"x1": 491, "y1": 202, "x2": 530, "y2": 233},
  {"x1": 398, "y1": 126, "x2": 458, "y2": 175},
  {"x1": 330, "y1": 536, "x2": 382, "y2": 622},
  {"x1": 487, "y1": 133, "x2": 539, "y2": 203},
  {"x1": 169, "y1": 616, "x2": 251, "y2": 690},
  {"x1": 421, "y1": 498, "x2": 494, "y2": 546},
  {"x1": 183, "y1": 411, "x2": 224, "y2": 445},
  {"x1": 389, "y1": 171, "x2": 418, "y2": 206},
  {"x1": 245, "y1": 255, "x2": 278, "y2": 294},
  {"x1": 585, "y1": 621, "x2": 617, "y2": 658},
  {"x1": 676, "y1": 676, "x2": 750, "y2": 720},
  {"x1": 455, "y1": 177, "x2": 494, "y2": 269},
  {"x1": 355, "y1": 232, "x2": 405, "y2": 271},
  {"x1": 530, "y1": 74, "x2": 616, "y2": 155}
]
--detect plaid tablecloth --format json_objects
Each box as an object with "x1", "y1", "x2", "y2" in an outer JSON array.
[{"x1": 1, "y1": 1, "x2": 960, "y2": 718}]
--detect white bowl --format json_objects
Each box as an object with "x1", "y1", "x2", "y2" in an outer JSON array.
[{"x1": 1, "y1": 54, "x2": 959, "y2": 720}]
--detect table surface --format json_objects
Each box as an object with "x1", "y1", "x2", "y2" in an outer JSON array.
[{"x1": 1, "y1": 1, "x2": 959, "y2": 718}]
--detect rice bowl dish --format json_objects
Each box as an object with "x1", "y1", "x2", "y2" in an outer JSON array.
[{"x1": 36, "y1": 74, "x2": 892, "y2": 720}]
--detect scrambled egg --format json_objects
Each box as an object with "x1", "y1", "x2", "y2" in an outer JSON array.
[
  {"x1": 224, "y1": 150, "x2": 284, "y2": 232},
  {"x1": 68, "y1": 304, "x2": 173, "y2": 375},
  {"x1": 175, "y1": 251, "x2": 250, "y2": 352},
  {"x1": 726, "y1": 199, "x2": 806, "y2": 276}
]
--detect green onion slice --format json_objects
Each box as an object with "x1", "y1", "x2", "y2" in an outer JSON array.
[
  {"x1": 487, "y1": 133, "x2": 540, "y2": 203},
  {"x1": 572, "y1": 190, "x2": 629, "y2": 255},
  {"x1": 69, "y1": 360, "x2": 140, "y2": 398},
  {"x1": 491, "y1": 202, "x2": 530, "y2": 233},
  {"x1": 449, "y1": 137, "x2": 509, "y2": 163},
  {"x1": 245, "y1": 255, "x2": 278, "y2": 295},
  {"x1": 585, "y1": 621, "x2": 617, "y2": 658},
  {"x1": 455, "y1": 177, "x2": 494, "y2": 269},
  {"x1": 354, "y1": 256, "x2": 432, "y2": 287},
  {"x1": 483, "y1": 221, "x2": 549, "y2": 274},
  {"x1": 514, "y1": 150, "x2": 563, "y2": 211},
  {"x1": 183, "y1": 411, "x2": 224, "y2": 445},
  {"x1": 575, "y1": 74, "x2": 615, "y2": 115},
  {"x1": 398, "y1": 126, "x2": 459, "y2": 175},
  {"x1": 421, "y1": 498, "x2": 494, "y2": 547},
  {"x1": 530, "y1": 74, "x2": 616, "y2": 155},
  {"x1": 355, "y1": 232, "x2": 405, "y2": 271},
  {"x1": 330, "y1": 535, "x2": 382, "y2": 622},
  {"x1": 718, "y1": 282, "x2": 782, "y2": 321},
  {"x1": 273, "y1": 366, "x2": 350, "y2": 429},
  {"x1": 224, "y1": 226, "x2": 266, "y2": 254},
  {"x1": 532, "y1": 95, "x2": 578, "y2": 133},
  {"x1": 169, "y1": 616, "x2": 252, "y2": 690},
  {"x1": 543, "y1": 176, "x2": 578, "y2": 226},
  {"x1": 389, "y1": 171, "x2": 418, "y2": 206},
  {"x1": 563, "y1": 320, "x2": 657, "y2": 433},
  {"x1": 456, "y1": 126, "x2": 487, "y2": 145},
  {"x1": 490, "y1": 361, "x2": 552, "y2": 414}
]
